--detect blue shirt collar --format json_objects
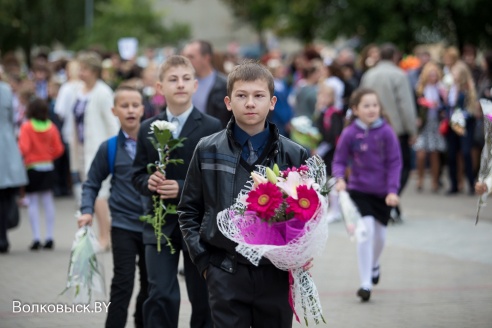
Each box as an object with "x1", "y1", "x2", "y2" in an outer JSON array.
[{"x1": 233, "y1": 122, "x2": 270, "y2": 150}]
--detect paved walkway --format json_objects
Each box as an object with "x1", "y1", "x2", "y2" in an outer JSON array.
[{"x1": 1, "y1": 175, "x2": 492, "y2": 328}]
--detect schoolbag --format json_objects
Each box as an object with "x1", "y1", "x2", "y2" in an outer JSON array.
[{"x1": 107, "y1": 135, "x2": 118, "y2": 175}]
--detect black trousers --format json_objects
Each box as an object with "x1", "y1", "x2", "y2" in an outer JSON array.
[
  {"x1": 106, "y1": 227, "x2": 148, "y2": 328},
  {"x1": 143, "y1": 235, "x2": 212, "y2": 328},
  {"x1": 398, "y1": 134, "x2": 412, "y2": 195},
  {"x1": 206, "y1": 262, "x2": 293, "y2": 328},
  {"x1": 0, "y1": 188, "x2": 18, "y2": 252}
]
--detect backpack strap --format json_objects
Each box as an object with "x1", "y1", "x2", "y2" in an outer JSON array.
[{"x1": 107, "y1": 135, "x2": 118, "y2": 175}]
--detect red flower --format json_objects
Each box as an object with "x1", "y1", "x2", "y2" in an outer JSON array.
[
  {"x1": 282, "y1": 165, "x2": 310, "y2": 178},
  {"x1": 298, "y1": 165, "x2": 309, "y2": 173},
  {"x1": 286, "y1": 185, "x2": 319, "y2": 222},
  {"x1": 246, "y1": 182, "x2": 283, "y2": 220}
]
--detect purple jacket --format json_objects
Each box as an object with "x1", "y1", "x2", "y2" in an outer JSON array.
[{"x1": 332, "y1": 119, "x2": 402, "y2": 197}]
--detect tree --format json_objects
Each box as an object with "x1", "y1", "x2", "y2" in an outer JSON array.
[
  {"x1": 321, "y1": 0, "x2": 492, "y2": 51},
  {"x1": 0, "y1": 0, "x2": 86, "y2": 59},
  {"x1": 74, "y1": 0, "x2": 190, "y2": 51},
  {"x1": 0, "y1": 0, "x2": 190, "y2": 62},
  {"x1": 220, "y1": 0, "x2": 492, "y2": 52}
]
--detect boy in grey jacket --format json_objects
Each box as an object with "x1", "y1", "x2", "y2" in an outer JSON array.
[{"x1": 78, "y1": 86, "x2": 147, "y2": 328}]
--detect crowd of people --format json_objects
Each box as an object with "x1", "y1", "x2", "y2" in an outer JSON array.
[{"x1": 1, "y1": 38, "x2": 492, "y2": 326}]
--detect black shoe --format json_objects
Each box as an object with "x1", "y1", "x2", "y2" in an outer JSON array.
[
  {"x1": 446, "y1": 188, "x2": 459, "y2": 195},
  {"x1": 43, "y1": 240, "x2": 54, "y2": 250},
  {"x1": 389, "y1": 208, "x2": 403, "y2": 224},
  {"x1": 372, "y1": 266, "x2": 380, "y2": 285},
  {"x1": 0, "y1": 243, "x2": 9, "y2": 254},
  {"x1": 357, "y1": 288, "x2": 371, "y2": 302},
  {"x1": 30, "y1": 241, "x2": 41, "y2": 251}
]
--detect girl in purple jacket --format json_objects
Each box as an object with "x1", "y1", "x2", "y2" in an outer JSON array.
[{"x1": 332, "y1": 88, "x2": 402, "y2": 302}]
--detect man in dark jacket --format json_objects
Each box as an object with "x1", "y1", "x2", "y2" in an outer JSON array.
[{"x1": 182, "y1": 40, "x2": 231, "y2": 127}]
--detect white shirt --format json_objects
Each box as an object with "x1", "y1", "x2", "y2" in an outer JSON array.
[{"x1": 166, "y1": 105, "x2": 193, "y2": 138}]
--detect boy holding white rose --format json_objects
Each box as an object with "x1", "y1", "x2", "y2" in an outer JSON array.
[{"x1": 132, "y1": 55, "x2": 221, "y2": 328}]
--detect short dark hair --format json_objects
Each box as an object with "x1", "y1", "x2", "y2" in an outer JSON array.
[
  {"x1": 226, "y1": 60, "x2": 274, "y2": 98},
  {"x1": 197, "y1": 40, "x2": 213, "y2": 57},
  {"x1": 26, "y1": 98, "x2": 49, "y2": 121},
  {"x1": 380, "y1": 43, "x2": 397, "y2": 61},
  {"x1": 113, "y1": 85, "x2": 142, "y2": 105},
  {"x1": 349, "y1": 87, "x2": 391, "y2": 125}
]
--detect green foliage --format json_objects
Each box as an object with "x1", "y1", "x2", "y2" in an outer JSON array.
[
  {"x1": 0, "y1": 0, "x2": 189, "y2": 56},
  {"x1": 73, "y1": 0, "x2": 190, "y2": 51},
  {"x1": 0, "y1": 0, "x2": 86, "y2": 54},
  {"x1": 219, "y1": 0, "x2": 492, "y2": 51}
]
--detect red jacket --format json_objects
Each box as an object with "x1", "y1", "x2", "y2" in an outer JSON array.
[{"x1": 18, "y1": 119, "x2": 64, "y2": 167}]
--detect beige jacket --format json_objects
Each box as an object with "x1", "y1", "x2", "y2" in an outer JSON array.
[{"x1": 361, "y1": 61, "x2": 417, "y2": 137}]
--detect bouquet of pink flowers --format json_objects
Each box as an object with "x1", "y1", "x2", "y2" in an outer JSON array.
[{"x1": 217, "y1": 156, "x2": 329, "y2": 325}]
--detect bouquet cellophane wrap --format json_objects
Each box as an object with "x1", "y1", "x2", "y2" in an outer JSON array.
[
  {"x1": 61, "y1": 225, "x2": 106, "y2": 303},
  {"x1": 338, "y1": 190, "x2": 367, "y2": 242},
  {"x1": 217, "y1": 156, "x2": 329, "y2": 325},
  {"x1": 476, "y1": 99, "x2": 492, "y2": 223}
]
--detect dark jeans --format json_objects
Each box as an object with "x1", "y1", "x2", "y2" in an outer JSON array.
[
  {"x1": 206, "y1": 263, "x2": 293, "y2": 328},
  {"x1": 446, "y1": 117, "x2": 476, "y2": 192},
  {"x1": 106, "y1": 227, "x2": 148, "y2": 328},
  {"x1": 143, "y1": 231, "x2": 212, "y2": 328}
]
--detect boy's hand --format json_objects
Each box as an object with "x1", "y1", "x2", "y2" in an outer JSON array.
[
  {"x1": 148, "y1": 171, "x2": 166, "y2": 193},
  {"x1": 475, "y1": 182, "x2": 488, "y2": 195},
  {"x1": 385, "y1": 193, "x2": 399, "y2": 207},
  {"x1": 158, "y1": 180, "x2": 179, "y2": 199},
  {"x1": 78, "y1": 213, "x2": 93, "y2": 228},
  {"x1": 335, "y1": 178, "x2": 346, "y2": 192}
]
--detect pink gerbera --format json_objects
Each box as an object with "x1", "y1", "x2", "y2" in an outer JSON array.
[
  {"x1": 286, "y1": 185, "x2": 319, "y2": 222},
  {"x1": 246, "y1": 182, "x2": 283, "y2": 220}
]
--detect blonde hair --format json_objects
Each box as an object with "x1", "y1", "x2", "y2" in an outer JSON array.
[
  {"x1": 416, "y1": 62, "x2": 443, "y2": 97},
  {"x1": 316, "y1": 82, "x2": 336, "y2": 109},
  {"x1": 451, "y1": 60, "x2": 478, "y2": 114},
  {"x1": 77, "y1": 52, "x2": 102, "y2": 78},
  {"x1": 158, "y1": 55, "x2": 195, "y2": 81},
  {"x1": 113, "y1": 85, "x2": 142, "y2": 105}
]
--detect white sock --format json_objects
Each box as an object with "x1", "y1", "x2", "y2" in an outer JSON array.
[
  {"x1": 27, "y1": 193, "x2": 41, "y2": 241},
  {"x1": 327, "y1": 190, "x2": 341, "y2": 222},
  {"x1": 40, "y1": 191, "x2": 55, "y2": 240},
  {"x1": 357, "y1": 216, "x2": 375, "y2": 290},
  {"x1": 372, "y1": 219, "x2": 387, "y2": 275}
]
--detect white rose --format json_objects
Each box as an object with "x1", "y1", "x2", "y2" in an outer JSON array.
[{"x1": 150, "y1": 120, "x2": 177, "y2": 133}]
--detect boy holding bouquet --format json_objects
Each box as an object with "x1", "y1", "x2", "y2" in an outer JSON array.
[
  {"x1": 178, "y1": 61, "x2": 309, "y2": 327},
  {"x1": 77, "y1": 86, "x2": 147, "y2": 327}
]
